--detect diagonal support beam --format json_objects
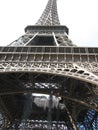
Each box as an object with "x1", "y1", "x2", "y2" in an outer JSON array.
[
  {"x1": 65, "y1": 105, "x2": 78, "y2": 130},
  {"x1": 63, "y1": 96, "x2": 98, "y2": 112}
]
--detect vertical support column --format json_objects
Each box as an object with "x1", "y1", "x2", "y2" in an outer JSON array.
[
  {"x1": 47, "y1": 90, "x2": 53, "y2": 130},
  {"x1": 52, "y1": 32, "x2": 59, "y2": 46}
]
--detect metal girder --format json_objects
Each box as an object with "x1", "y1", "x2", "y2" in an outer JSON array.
[
  {"x1": 8, "y1": 29, "x2": 73, "y2": 46},
  {"x1": 0, "y1": 62, "x2": 98, "y2": 86},
  {"x1": 36, "y1": 0, "x2": 60, "y2": 25},
  {"x1": 64, "y1": 105, "x2": 78, "y2": 130}
]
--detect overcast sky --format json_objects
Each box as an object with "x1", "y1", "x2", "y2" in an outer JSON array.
[{"x1": 0, "y1": 0, "x2": 98, "y2": 47}]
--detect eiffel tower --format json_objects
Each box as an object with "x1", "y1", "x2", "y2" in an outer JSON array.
[{"x1": 0, "y1": 0, "x2": 98, "y2": 129}]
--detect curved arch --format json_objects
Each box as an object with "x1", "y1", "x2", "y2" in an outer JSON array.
[
  {"x1": 0, "y1": 67, "x2": 98, "y2": 86},
  {"x1": 28, "y1": 68, "x2": 98, "y2": 86},
  {"x1": 0, "y1": 62, "x2": 98, "y2": 89}
]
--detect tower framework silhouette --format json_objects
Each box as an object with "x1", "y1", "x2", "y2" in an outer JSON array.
[{"x1": 0, "y1": 0, "x2": 98, "y2": 129}]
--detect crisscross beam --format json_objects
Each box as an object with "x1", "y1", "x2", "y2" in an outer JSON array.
[{"x1": 36, "y1": 0, "x2": 60, "y2": 25}]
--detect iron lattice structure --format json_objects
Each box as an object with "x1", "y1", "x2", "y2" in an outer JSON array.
[{"x1": 0, "y1": 0, "x2": 98, "y2": 129}]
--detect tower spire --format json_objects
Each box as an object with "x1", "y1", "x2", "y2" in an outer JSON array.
[{"x1": 36, "y1": 0, "x2": 60, "y2": 25}]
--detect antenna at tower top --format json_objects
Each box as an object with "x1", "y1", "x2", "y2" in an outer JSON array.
[{"x1": 36, "y1": 0, "x2": 60, "y2": 25}]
